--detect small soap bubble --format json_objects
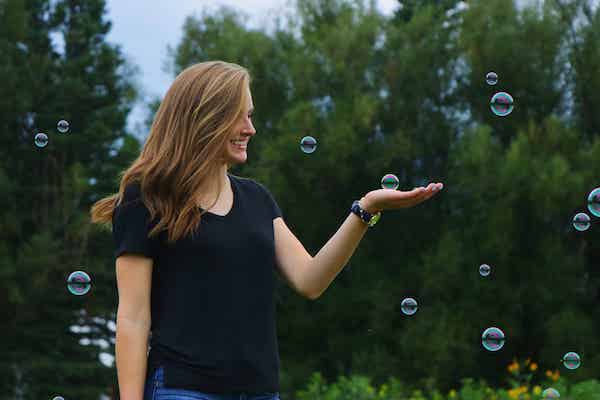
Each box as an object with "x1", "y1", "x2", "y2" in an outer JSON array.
[
  {"x1": 34, "y1": 132, "x2": 48, "y2": 148},
  {"x1": 381, "y1": 174, "x2": 399, "y2": 190},
  {"x1": 52, "y1": 396, "x2": 65, "y2": 400},
  {"x1": 57, "y1": 119, "x2": 70, "y2": 133},
  {"x1": 482, "y1": 327, "x2": 505, "y2": 351},
  {"x1": 562, "y1": 351, "x2": 581, "y2": 370},
  {"x1": 541, "y1": 388, "x2": 560, "y2": 399},
  {"x1": 479, "y1": 264, "x2": 491, "y2": 277},
  {"x1": 67, "y1": 270, "x2": 92, "y2": 296},
  {"x1": 490, "y1": 92, "x2": 514, "y2": 117},
  {"x1": 401, "y1": 297, "x2": 418, "y2": 315},
  {"x1": 300, "y1": 136, "x2": 317, "y2": 154},
  {"x1": 486, "y1": 71, "x2": 498, "y2": 85},
  {"x1": 587, "y1": 187, "x2": 600, "y2": 217},
  {"x1": 573, "y1": 212, "x2": 591, "y2": 231}
]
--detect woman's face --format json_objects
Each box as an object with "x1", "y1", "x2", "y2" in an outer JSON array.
[{"x1": 223, "y1": 87, "x2": 255, "y2": 166}]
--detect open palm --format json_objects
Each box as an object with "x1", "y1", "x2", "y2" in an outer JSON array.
[{"x1": 364, "y1": 182, "x2": 444, "y2": 212}]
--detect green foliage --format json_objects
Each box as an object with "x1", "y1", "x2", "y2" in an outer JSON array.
[
  {"x1": 294, "y1": 372, "x2": 600, "y2": 400},
  {"x1": 4, "y1": 0, "x2": 600, "y2": 398}
]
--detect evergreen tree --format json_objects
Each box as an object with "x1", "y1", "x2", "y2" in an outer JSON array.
[{"x1": 1, "y1": 0, "x2": 138, "y2": 398}]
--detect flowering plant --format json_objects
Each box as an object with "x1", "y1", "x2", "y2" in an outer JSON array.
[{"x1": 505, "y1": 357, "x2": 561, "y2": 399}]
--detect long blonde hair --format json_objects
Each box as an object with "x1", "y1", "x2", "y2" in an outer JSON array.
[{"x1": 90, "y1": 61, "x2": 251, "y2": 244}]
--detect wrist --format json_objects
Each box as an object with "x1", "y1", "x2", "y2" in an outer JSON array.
[{"x1": 359, "y1": 196, "x2": 380, "y2": 214}]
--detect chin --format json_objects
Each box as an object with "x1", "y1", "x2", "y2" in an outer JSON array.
[{"x1": 225, "y1": 153, "x2": 247, "y2": 165}]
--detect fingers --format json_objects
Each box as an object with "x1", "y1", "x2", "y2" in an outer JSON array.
[{"x1": 412, "y1": 183, "x2": 443, "y2": 204}]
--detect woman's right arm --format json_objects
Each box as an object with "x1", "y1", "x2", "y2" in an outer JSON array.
[{"x1": 115, "y1": 254, "x2": 154, "y2": 400}]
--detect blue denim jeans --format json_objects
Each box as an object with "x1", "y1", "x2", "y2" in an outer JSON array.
[{"x1": 144, "y1": 365, "x2": 281, "y2": 400}]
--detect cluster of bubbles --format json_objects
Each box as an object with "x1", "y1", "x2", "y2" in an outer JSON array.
[
  {"x1": 486, "y1": 72, "x2": 514, "y2": 117},
  {"x1": 572, "y1": 187, "x2": 600, "y2": 231},
  {"x1": 34, "y1": 119, "x2": 70, "y2": 148},
  {"x1": 484, "y1": 75, "x2": 581, "y2": 391},
  {"x1": 51, "y1": 71, "x2": 584, "y2": 397},
  {"x1": 366, "y1": 74, "x2": 582, "y2": 392}
]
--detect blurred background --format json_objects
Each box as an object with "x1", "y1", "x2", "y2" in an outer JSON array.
[{"x1": 1, "y1": 0, "x2": 600, "y2": 398}]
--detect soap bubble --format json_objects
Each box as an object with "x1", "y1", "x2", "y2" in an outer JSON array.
[
  {"x1": 562, "y1": 351, "x2": 581, "y2": 370},
  {"x1": 34, "y1": 132, "x2": 48, "y2": 148},
  {"x1": 300, "y1": 136, "x2": 317, "y2": 154},
  {"x1": 486, "y1": 71, "x2": 498, "y2": 85},
  {"x1": 57, "y1": 119, "x2": 70, "y2": 133},
  {"x1": 401, "y1": 297, "x2": 418, "y2": 315},
  {"x1": 490, "y1": 92, "x2": 514, "y2": 117},
  {"x1": 381, "y1": 174, "x2": 399, "y2": 190},
  {"x1": 479, "y1": 264, "x2": 491, "y2": 277},
  {"x1": 541, "y1": 388, "x2": 560, "y2": 399},
  {"x1": 52, "y1": 396, "x2": 65, "y2": 400},
  {"x1": 573, "y1": 212, "x2": 591, "y2": 231},
  {"x1": 482, "y1": 327, "x2": 505, "y2": 351},
  {"x1": 67, "y1": 270, "x2": 92, "y2": 296},
  {"x1": 587, "y1": 187, "x2": 600, "y2": 217}
]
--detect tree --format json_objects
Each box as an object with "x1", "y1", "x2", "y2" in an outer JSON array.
[{"x1": 1, "y1": 0, "x2": 138, "y2": 398}]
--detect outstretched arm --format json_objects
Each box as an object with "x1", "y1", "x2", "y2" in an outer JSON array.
[{"x1": 273, "y1": 182, "x2": 442, "y2": 300}]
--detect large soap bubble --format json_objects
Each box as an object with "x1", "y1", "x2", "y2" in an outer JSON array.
[
  {"x1": 57, "y1": 119, "x2": 70, "y2": 133},
  {"x1": 562, "y1": 351, "x2": 581, "y2": 370},
  {"x1": 482, "y1": 327, "x2": 505, "y2": 351},
  {"x1": 486, "y1": 71, "x2": 498, "y2": 85},
  {"x1": 572, "y1": 212, "x2": 591, "y2": 231},
  {"x1": 400, "y1": 297, "x2": 418, "y2": 315},
  {"x1": 67, "y1": 270, "x2": 92, "y2": 296},
  {"x1": 587, "y1": 187, "x2": 600, "y2": 217},
  {"x1": 381, "y1": 174, "x2": 399, "y2": 190},
  {"x1": 490, "y1": 92, "x2": 514, "y2": 117},
  {"x1": 34, "y1": 132, "x2": 48, "y2": 148},
  {"x1": 300, "y1": 136, "x2": 317, "y2": 154}
]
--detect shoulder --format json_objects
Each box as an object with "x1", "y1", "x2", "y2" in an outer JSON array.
[{"x1": 229, "y1": 173, "x2": 267, "y2": 194}]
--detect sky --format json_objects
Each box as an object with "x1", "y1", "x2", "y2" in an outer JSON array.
[
  {"x1": 102, "y1": 0, "x2": 594, "y2": 134},
  {"x1": 104, "y1": 0, "x2": 400, "y2": 134}
]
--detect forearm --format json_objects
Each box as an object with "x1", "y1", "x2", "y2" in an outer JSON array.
[
  {"x1": 115, "y1": 316, "x2": 151, "y2": 400},
  {"x1": 304, "y1": 197, "x2": 376, "y2": 299}
]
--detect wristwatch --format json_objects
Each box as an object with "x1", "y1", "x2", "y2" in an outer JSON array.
[{"x1": 350, "y1": 200, "x2": 381, "y2": 228}]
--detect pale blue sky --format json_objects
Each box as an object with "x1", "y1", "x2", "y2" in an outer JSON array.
[
  {"x1": 103, "y1": 0, "x2": 400, "y2": 134},
  {"x1": 102, "y1": 0, "x2": 574, "y2": 135}
]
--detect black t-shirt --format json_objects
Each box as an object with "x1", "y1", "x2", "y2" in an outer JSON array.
[{"x1": 112, "y1": 173, "x2": 283, "y2": 393}]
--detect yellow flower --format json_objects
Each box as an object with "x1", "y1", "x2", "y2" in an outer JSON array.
[
  {"x1": 533, "y1": 386, "x2": 542, "y2": 395},
  {"x1": 529, "y1": 362, "x2": 538, "y2": 372},
  {"x1": 552, "y1": 370, "x2": 560, "y2": 381},
  {"x1": 508, "y1": 386, "x2": 528, "y2": 399},
  {"x1": 449, "y1": 389, "x2": 457, "y2": 398},
  {"x1": 545, "y1": 369, "x2": 553, "y2": 378},
  {"x1": 508, "y1": 359, "x2": 520, "y2": 373}
]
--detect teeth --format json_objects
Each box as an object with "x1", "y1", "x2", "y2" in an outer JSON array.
[{"x1": 231, "y1": 139, "x2": 246, "y2": 145}]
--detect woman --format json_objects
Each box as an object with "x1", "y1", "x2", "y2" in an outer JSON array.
[{"x1": 90, "y1": 61, "x2": 443, "y2": 400}]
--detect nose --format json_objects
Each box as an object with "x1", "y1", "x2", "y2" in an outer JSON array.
[{"x1": 242, "y1": 119, "x2": 256, "y2": 136}]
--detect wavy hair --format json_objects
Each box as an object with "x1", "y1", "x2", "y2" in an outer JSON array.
[{"x1": 90, "y1": 61, "x2": 251, "y2": 244}]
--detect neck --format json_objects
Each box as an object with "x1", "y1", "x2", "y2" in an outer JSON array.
[{"x1": 196, "y1": 164, "x2": 230, "y2": 207}]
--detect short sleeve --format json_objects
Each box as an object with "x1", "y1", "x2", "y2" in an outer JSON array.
[
  {"x1": 112, "y1": 183, "x2": 158, "y2": 259},
  {"x1": 255, "y1": 181, "x2": 283, "y2": 220}
]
